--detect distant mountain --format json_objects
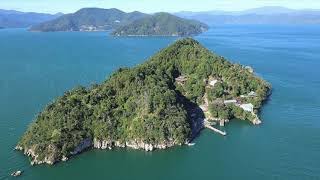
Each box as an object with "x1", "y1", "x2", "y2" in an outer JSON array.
[
  {"x1": 0, "y1": 9, "x2": 25, "y2": 15},
  {"x1": 0, "y1": 9, "x2": 62, "y2": 28},
  {"x1": 239, "y1": 6, "x2": 296, "y2": 15},
  {"x1": 176, "y1": 6, "x2": 320, "y2": 25},
  {"x1": 30, "y1": 8, "x2": 148, "y2": 32},
  {"x1": 112, "y1": 12, "x2": 208, "y2": 36}
]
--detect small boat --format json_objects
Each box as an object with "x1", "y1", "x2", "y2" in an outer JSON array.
[
  {"x1": 11, "y1": 170, "x2": 22, "y2": 177},
  {"x1": 187, "y1": 143, "x2": 195, "y2": 146}
]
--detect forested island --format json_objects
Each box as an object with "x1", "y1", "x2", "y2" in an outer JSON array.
[
  {"x1": 16, "y1": 38, "x2": 271, "y2": 165},
  {"x1": 112, "y1": 12, "x2": 208, "y2": 36}
]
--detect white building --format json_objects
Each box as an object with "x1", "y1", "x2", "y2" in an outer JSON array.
[{"x1": 240, "y1": 103, "x2": 254, "y2": 112}]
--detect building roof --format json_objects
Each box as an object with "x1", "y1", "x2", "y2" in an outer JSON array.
[{"x1": 240, "y1": 103, "x2": 254, "y2": 112}]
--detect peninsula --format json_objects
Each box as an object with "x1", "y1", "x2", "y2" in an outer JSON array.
[{"x1": 16, "y1": 38, "x2": 271, "y2": 165}]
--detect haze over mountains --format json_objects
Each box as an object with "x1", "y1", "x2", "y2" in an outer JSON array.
[
  {"x1": 0, "y1": 9, "x2": 62, "y2": 28},
  {"x1": 176, "y1": 6, "x2": 320, "y2": 25}
]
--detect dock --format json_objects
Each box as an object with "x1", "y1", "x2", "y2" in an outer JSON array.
[
  {"x1": 204, "y1": 120, "x2": 227, "y2": 136},
  {"x1": 205, "y1": 125, "x2": 227, "y2": 136}
]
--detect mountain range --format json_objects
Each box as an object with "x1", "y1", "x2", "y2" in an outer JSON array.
[
  {"x1": 176, "y1": 6, "x2": 320, "y2": 25},
  {"x1": 0, "y1": 9, "x2": 62, "y2": 28}
]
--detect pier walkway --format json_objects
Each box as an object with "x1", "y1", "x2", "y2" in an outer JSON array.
[{"x1": 204, "y1": 120, "x2": 227, "y2": 136}]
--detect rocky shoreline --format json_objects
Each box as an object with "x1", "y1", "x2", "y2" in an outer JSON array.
[
  {"x1": 15, "y1": 138, "x2": 180, "y2": 165},
  {"x1": 93, "y1": 138, "x2": 177, "y2": 151},
  {"x1": 15, "y1": 145, "x2": 56, "y2": 165}
]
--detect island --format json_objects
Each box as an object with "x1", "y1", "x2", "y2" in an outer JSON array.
[
  {"x1": 16, "y1": 38, "x2": 271, "y2": 165},
  {"x1": 29, "y1": 8, "x2": 148, "y2": 32},
  {"x1": 112, "y1": 12, "x2": 209, "y2": 36}
]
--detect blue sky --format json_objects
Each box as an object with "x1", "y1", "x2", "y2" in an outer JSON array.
[{"x1": 2, "y1": 0, "x2": 320, "y2": 14}]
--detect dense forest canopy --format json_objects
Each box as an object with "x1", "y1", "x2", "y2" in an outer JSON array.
[{"x1": 17, "y1": 38, "x2": 270, "y2": 165}]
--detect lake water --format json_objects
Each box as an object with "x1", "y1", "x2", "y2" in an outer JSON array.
[{"x1": 0, "y1": 25, "x2": 319, "y2": 179}]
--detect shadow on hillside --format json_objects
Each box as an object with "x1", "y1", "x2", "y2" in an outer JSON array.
[{"x1": 176, "y1": 91, "x2": 205, "y2": 142}]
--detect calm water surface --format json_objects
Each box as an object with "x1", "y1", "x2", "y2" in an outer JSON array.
[{"x1": 0, "y1": 26, "x2": 319, "y2": 179}]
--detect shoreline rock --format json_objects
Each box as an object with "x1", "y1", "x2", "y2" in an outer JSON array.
[
  {"x1": 93, "y1": 138, "x2": 175, "y2": 151},
  {"x1": 61, "y1": 156, "x2": 68, "y2": 162},
  {"x1": 252, "y1": 117, "x2": 262, "y2": 125}
]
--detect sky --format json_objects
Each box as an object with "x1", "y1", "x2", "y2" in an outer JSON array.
[{"x1": 1, "y1": 0, "x2": 320, "y2": 14}]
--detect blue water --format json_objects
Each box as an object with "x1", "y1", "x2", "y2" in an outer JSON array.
[{"x1": 0, "y1": 25, "x2": 319, "y2": 179}]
